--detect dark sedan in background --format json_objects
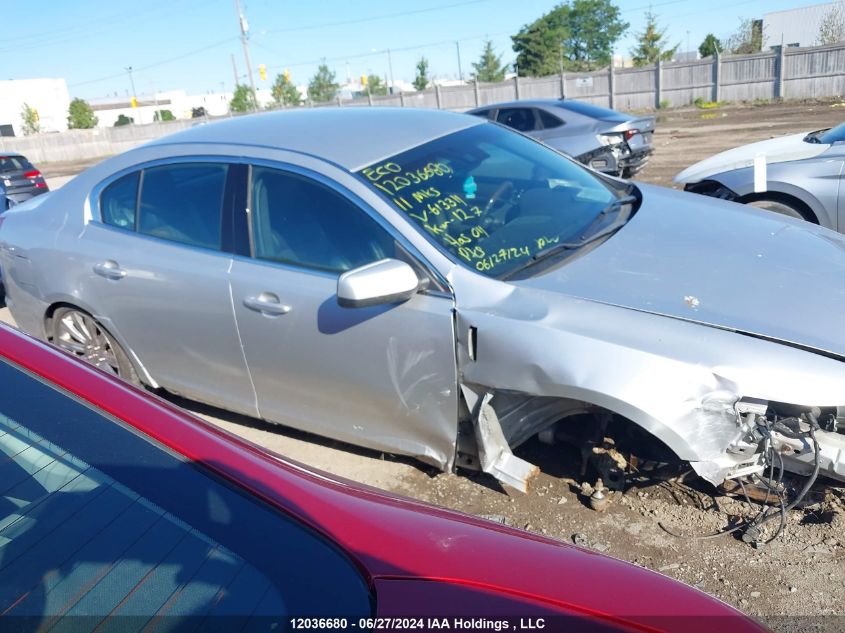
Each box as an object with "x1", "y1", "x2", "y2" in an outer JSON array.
[
  {"x1": 0, "y1": 153, "x2": 49, "y2": 210},
  {"x1": 468, "y1": 99, "x2": 655, "y2": 178}
]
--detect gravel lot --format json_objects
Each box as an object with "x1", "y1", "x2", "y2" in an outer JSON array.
[{"x1": 12, "y1": 99, "x2": 845, "y2": 630}]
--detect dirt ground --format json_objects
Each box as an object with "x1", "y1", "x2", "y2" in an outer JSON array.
[{"x1": 31, "y1": 99, "x2": 845, "y2": 630}]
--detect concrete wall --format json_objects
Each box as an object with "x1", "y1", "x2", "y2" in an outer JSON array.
[{"x1": 4, "y1": 42, "x2": 845, "y2": 164}]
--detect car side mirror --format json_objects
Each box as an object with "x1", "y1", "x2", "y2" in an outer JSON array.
[{"x1": 337, "y1": 258, "x2": 421, "y2": 308}]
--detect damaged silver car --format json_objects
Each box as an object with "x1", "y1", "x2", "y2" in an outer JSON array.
[{"x1": 1, "y1": 108, "x2": 843, "y2": 502}]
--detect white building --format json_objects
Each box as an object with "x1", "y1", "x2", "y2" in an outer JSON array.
[
  {"x1": 0, "y1": 78, "x2": 71, "y2": 136},
  {"x1": 764, "y1": 1, "x2": 844, "y2": 48}
]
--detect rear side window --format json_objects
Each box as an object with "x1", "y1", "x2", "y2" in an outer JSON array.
[
  {"x1": 138, "y1": 163, "x2": 227, "y2": 250},
  {"x1": 538, "y1": 109, "x2": 564, "y2": 129},
  {"x1": 100, "y1": 172, "x2": 139, "y2": 230},
  {"x1": 0, "y1": 357, "x2": 372, "y2": 624},
  {"x1": 496, "y1": 108, "x2": 537, "y2": 132},
  {"x1": 250, "y1": 167, "x2": 395, "y2": 273}
]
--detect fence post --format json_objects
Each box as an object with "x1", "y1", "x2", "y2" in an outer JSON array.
[
  {"x1": 513, "y1": 75, "x2": 520, "y2": 100},
  {"x1": 473, "y1": 79, "x2": 480, "y2": 106},
  {"x1": 399, "y1": 92, "x2": 406, "y2": 107},
  {"x1": 713, "y1": 51, "x2": 721, "y2": 103},
  {"x1": 776, "y1": 46, "x2": 786, "y2": 99},
  {"x1": 435, "y1": 84, "x2": 442, "y2": 109},
  {"x1": 560, "y1": 70, "x2": 566, "y2": 98},
  {"x1": 655, "y1": 59, "x2": 663, "y2": 109},
  {"x1": 608, "y1": 63, "x2": 615, "y2": 109},
  {"x1": 336, "y1": 96, "x2": 343, "y2": 107},
  {"x1": 367, "y1": 92, "x2": 373, "y2": 106}
]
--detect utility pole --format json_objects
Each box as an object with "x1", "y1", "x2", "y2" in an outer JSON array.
[
  {"x1": 230, "y1": 54, "x2": 239, "y2": 88},
  {"x1": 125, "y1": 66, "x2": 138, "y2": 124},
  {"x1": 386, "y1": 49, "x2": 395, "y2": 94},
  {"x1": 234, "y1": 0, "x2": 258, "y2": 111},
  {"x1": 455, "y1": 41, "x2": 464, "y2": 82}
]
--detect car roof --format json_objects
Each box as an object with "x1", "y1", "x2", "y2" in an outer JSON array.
[
  {"x1": 470, "y1": 99, "x2": 566, "y2": 111},
  {"x1": 148, "y1": 107, "x2": 483, "y2": 171}
]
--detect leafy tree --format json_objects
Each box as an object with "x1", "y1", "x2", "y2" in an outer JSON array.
[
  {"x1": 67, "y1": 98, "x2": 98, "y2": 129},
  {"x1": 113, "y1": 114, "x2": 134, "y2": 126},
  {"x1": 363, "y1": 75, "x2": 388, "y2": 96},
  {"x1": 699, "y1": 33, "x2": 722, "y2": 58},
  {"x1": 21, "y1": 103, "x2": 40, "y2": 135},
  {"x1": 413, "y1": 57, "x2": 430, "y2": 91},
  {"x1": 154, "y1": 109, "x2": 175, "y2": 121},
  {"x1": 308, "y1": 63, "x2": 339, "y2": 103},
  {"x1": 230, "y1": 83, "x2": 258, "y2": 113},
  {"x1": 818, "y1": 3, "x2": 845, "y2": 45},
  {"x1": 512, "y1": 0, "x2": 628, "y2": 75},
  {"x1": 272, "y1": 72, "x2": 302, "y2": 106},
  {"x1": 630, "y1": 11, "x2": 678, "y2": 67},
  {"x1": 191, "y1": 107, "x2": 207, "y2": 118},
  {"x1": 472, "y1": 40, "x2": 508, "y2": 82},
  {"x1": 723, "y1": 18, "x2": 764, "y2": 54}
]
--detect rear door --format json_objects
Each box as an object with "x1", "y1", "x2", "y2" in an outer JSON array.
[
  {"x1": 73, "y1": 160, "x2": 256, "y2": 415},
  {"x1": 229, "y1": 164, "x2": 458, "y2": 466}
]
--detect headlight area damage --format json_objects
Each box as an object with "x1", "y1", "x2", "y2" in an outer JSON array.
[{"x1": 451, "y1": 305, "x2": 845, "y2": 542}]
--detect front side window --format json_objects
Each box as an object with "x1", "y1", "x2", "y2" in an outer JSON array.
[
  {"x1": 100, "y1": 171, "x2": 139, "y2": 229},
  {"x1": 0, "y1": 357, "x2": 372, "y2": 623},
  {"x1": 357, "y1": 123, "x2": 625, "y2": 279},
  {"x1": 138, "y1": 163, "x2": 227, "y2": 250},
  {"x1": 250, "y1": 166, "x2": 395, "y2": 273}
]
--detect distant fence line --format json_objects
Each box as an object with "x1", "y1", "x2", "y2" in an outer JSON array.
[{"x1": 4, "y1": 42, "x2": 845, "y2": 165}]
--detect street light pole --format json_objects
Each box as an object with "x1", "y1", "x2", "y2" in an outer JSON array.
[
  {"x1": 234, "y1": 0, "x2": 258, "y2": 111},
  {"x1": 386, "y1": 49, "x2": 395, "y2": 94}
]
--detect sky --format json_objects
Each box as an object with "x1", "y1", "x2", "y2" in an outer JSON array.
[{"x1": 0, "y1": 0, "x2": 829, "y2": 100}]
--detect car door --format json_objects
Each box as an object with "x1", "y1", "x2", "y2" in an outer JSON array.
[
  {"x1": 229, "y1": 164, "x2": 459, "y2": 467},
  {"x1": 74, "y1": 161, "x2": 257, "y2": 415}
]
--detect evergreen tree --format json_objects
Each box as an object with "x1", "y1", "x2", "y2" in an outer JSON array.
[
  {"x1": 630, "y1": 11, "x2": 679, "y2": 66},
  {"x1": 472, "y1": 40, "x2": 508, "y2": 82},
  {"x1": 413, "y1": 57, "x2": 430, "y2": 90},
  {"x1": 308, "y1": 63, "x2": 339, "y2": 103},
  {"x1": 699, "y1": 33, "x2": 721, "y2": 58}
]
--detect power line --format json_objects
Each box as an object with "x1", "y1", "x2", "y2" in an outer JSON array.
[{"x1": 263, "y1": 0, "x2": 493, "y2": 34}]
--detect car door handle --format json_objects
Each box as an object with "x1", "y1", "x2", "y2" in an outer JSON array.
[
  {"x1": 93, "y1": 260, "x2": 127, "y2": 280},
  {"x1": 243, "y1": 293, "x2": 291, "y2": 315}
]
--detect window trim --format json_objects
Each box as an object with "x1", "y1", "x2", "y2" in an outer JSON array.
[{"x1": 91, "y1": 156, "x2": 244, "y2": 255}]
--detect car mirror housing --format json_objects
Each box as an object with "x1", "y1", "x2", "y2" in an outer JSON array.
[{"x1": 337, "y1": 259, "x2": 420, "y2": 308}]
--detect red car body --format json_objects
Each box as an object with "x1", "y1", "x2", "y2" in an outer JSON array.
[{"x1": 0, "y1": 323, "x2": 767, "y2": 632}]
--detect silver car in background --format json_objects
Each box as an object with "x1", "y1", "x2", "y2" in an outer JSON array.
[
  {"x1": 676, "y1": 122, "x2": 845, "y2": 226},
  {"x1": 1, "y1": 108, "x2": 844, "y2": 498},
  {"x1": 468, "y1": 99, "x2": 655, "y2": 178}
]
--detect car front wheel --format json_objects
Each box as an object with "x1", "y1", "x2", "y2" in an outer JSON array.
[{"x1": 746, "y1": 197, "x2": 811, "y2": 222}]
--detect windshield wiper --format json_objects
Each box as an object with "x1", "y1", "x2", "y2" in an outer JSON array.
[{"x1": 500, "y1": 194, "x2": 637, "y2": 280}]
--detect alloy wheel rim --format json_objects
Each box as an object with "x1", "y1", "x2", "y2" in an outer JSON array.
[{"x1": 55, "y1": 311, "x2": 120, "y2": 376}]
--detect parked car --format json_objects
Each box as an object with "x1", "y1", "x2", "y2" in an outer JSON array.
[
  {"x1": 0, "y1": 323, "x2": 765, "y2": 631},
  {"x1": 1, "y1": 108, "x2": 844, "y2": 500},
  {"x1": 0, "y1": 153, "x2": 48, "y2": 209},
  {"x1": 467, "y1": 99, "x2": 655, "y2": 178},
  {"x1": 675, "y1": 123, "x2": 845, "y2": 225}
]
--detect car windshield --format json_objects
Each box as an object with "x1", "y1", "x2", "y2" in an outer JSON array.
[
  {"x1": 558, "y1": 100, "x2": 629, "y2": 122},
  {"x1": 357, "y1": 123, "x2": 625, "y2": 279},
  {"x1": 811, "y1": 122, "x2": 845, "y2": 144}
]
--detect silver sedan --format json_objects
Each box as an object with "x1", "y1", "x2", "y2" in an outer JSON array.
[
  {"x1": 2, "y1": 108, "x2": 844, "y2": 496},
  {"x1": 676, "y1": 123, "x2": 845, "y2": 226}
]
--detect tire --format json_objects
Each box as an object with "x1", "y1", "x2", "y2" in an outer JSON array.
[
  {"x1": 746, "y1": 197, "x2": 811, "y2": 222},
  {"x1": 51, "y1": 307, "x2": 139, "y2": 384}
]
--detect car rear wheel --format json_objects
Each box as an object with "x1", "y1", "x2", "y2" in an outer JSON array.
[
  {"x1": 51, "y1": 307, "x2": 139, "y2": 383},
  {"x1": 746, "y1": 197, "x2": 810, "y2": 222}
]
